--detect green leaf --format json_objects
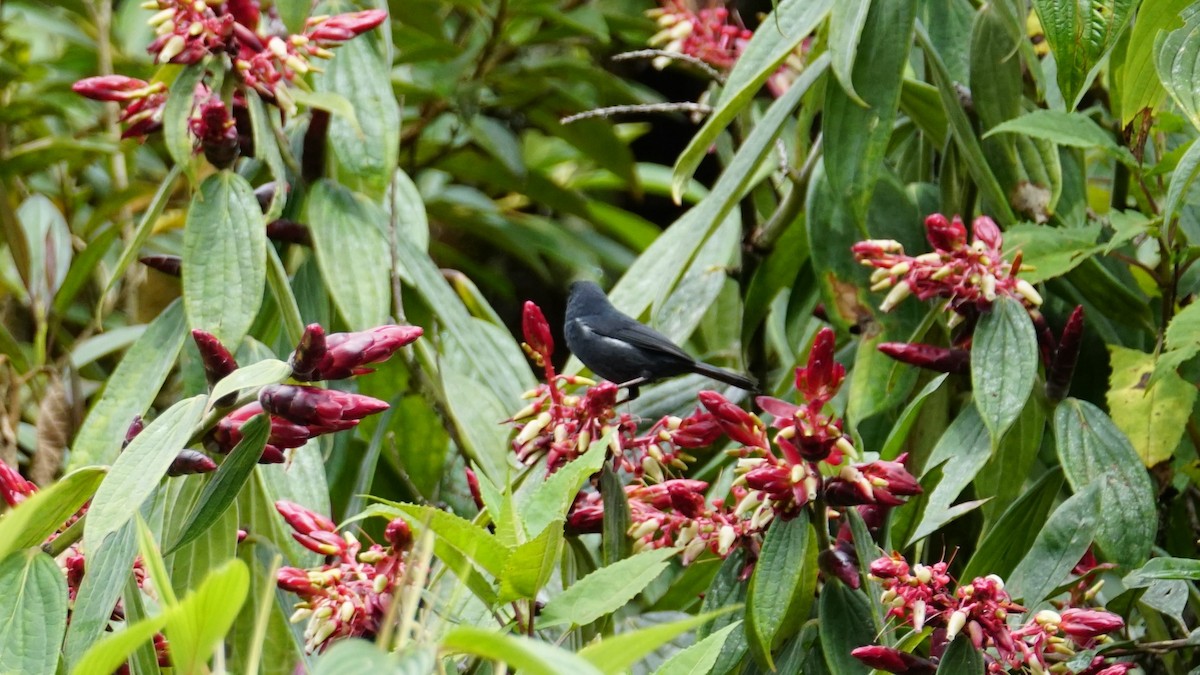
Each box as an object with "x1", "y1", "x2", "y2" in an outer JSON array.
[
  {"x1": 1054, "y1": 399, "x2": 1157, "y2": 566},
  {"x1": 828, "y1": 0, "x2": 870, "y2": 105},
  {"x1": 0, "y1": 466, "x2": 105, "y2": 559},
  {"x1": 671, "y1": 0, "x2": 833, "y2": 199},
  {"x1": 498, "y1": 522, "x2": 563, "y2": 603},
  {"x1": 909, "y1": 405, "x2": 993, "y2": 544},
  {"x1": 1002, "y1": 223, "x2": 1103, "y2": 284},
  {"x1": 246, "y1": 90, "x2": 288, "y2": 222},
  {"x1": 166, "y1": 558, "x2": 251, "y2": 673},
  {"x1": 311, "y1": 639, "x2": 432, "y2": 674},
  {"x1": 1124, "y1": 557, "x2": 1200, "y2": 586},
  {"x1": 207, "y1": 359, "x2": 293, "y2": 411},
  {"x1": 1007, "y1": 485, "x2": 1097, "y2": 605},
  {"x1": 441, "y1": 627, "x2": 603, "y2": 675},
  {"x1": 63, "y1": 521, "x2": 138, "y2": 668},
  {"x1": 0, "y1": 550, "x2": 68, "y2": 675},
  {"x1": 698, "y1": 550, "x2": 749, "y2": 672},
  {"x1": 1155, "y1": 11, "x2": 1200, "y2": 131},
  {"x1": 972, "y1": 297, "x2": 1038, "y2": 444},
  {"x1": 522, "y1": 431, "x2": 609, "y2": 537},
  {"x1": 961, "y1": 469, "x2": 1064, "y2": 582},
  {"x1": 1120, "y1": 0, "x2": 1192, "y2": 125},
  {"x1": 71, "y1": 602, "x2": 169, "y2": 675},
  {"x1": 879, "y1": 374, "x2": 948, "y2": 460},
  {"x1": 68, "y1": 299, "x2": 189, "y2": 469},
  {"x1": 440, "y1": 368, "x2": 511, "y2": 482},
  {"x1": 376, "y1": 502, "x2": 509, "y2": 578},
  {"x1": 745, "y1": 515, "x2": 816, "y2": 670},
  {"x1": 164, "y1": 62, "x2": 206, "y2": 180},
  {"x1": 390, "y1": 168, "x2": 429, "y2": 251},
  {"x1": 1153, "y1": 301, "x2": 1200, "y2": 383},
  {"x1": 654, "y1": 621, "x2": 741, "y2": 675},
  {"x1": 823, "y1": 0, "x2": 917, "y2": 224},
  {"x1": 1107, "y1": 345, "x2": 1196, "y2": 466},
  {"x1": 316, "y1": 35, "x2": 400, "y2": 197},
  {"x1": 600, "y1": 464, "x2": 631, "y2": 565},
  {"x1": 1033, "y1": 0, "x2": 1137, "y2": 110},
  {"x1": 84, "y1": 396, "x2": 207, "y2": 552},
  {"x1": 183, "y1": 171, "x2": 267, "y2": 346},
  {"x1": 1161, "y1": 135, "x2": 1200, "y2": 227},
  {"x1": 935, "y1": 635, "x2": 984, "y2": 674},
  {"x1": 579, "y1": 610, "x2": 735, "y2": 673},
  {"x1": 538, "y1": 547, "x2": 678, "y2": 628},
  {"x1": 305, "y1": 180, "x2": 391, "y2": 330},
  {"x1": 169, "y1": 415, "x2": 270, "y2": 553},
  {"x1": 984, "y1": 110, "x2": 1133, "y2": 162},
  {"x1": 818, "y1": 581, "x2": 872, "y2": 675}
]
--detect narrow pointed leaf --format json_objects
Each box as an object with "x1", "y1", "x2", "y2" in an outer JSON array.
[
  {"x1": 538, "y1": 547, "x2": 679, "y2": 628},
  {"x1": 0, "y1": 466, "x2": 105, "y2": 559}
]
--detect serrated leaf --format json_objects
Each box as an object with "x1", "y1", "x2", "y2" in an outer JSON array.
[
  {"x1": 538, "y1": 547, "x2": 678, "y2": 628},
  {"x1": 1124, "y1": 557, "x2": 1200, "y2": 587},
  {"x1": 1107, "y1": 346, "x2": 1196, "y2": 467},
  {"x1": 305, "y1": 180, "x2": 391, "y2": 330},
  {"x1": 0, "y1": 550, "x2": 68, "y2": 675},
  {"x1": 746, "y1": 514, "x2": 815, "y2": 669},
  {"x1": 1053, "y1": 399, "x2": 1157, "y2": 566},
  {"x1": 984, "y1": 110, "x2": 1132, "y2": 161},
  {"x1": 972, "y1": 297, "x2": 1038, "y2": 444},
  {"x1": 374, "y1": 502, "x2": 509, "y2": 578},
  {"x1": 1120, "y1": 0, "x2": 1192, "y2": 126},
  {"x1": 84, "y1": 396, "x2": 207, "y2": 551},
  {"x1": 183, "y1": 171, "x2": 266, "y2": 346},
  {"x1": 1155, "y1": 11, "x2": 1200, "y2": 131},
  {"x1": 522, "y1": 431, "x2": 609, "y2": 538},
  {"x1": 1161, "y1": 136, "x2": 1200, "y2": 229},
  {"x1": 654, "y1": 621, "x2": 741, "y2": 675},
  {"x1": 68, "y1": 299, "x2": 189, "y2": 469},
  {"x1": 1002, "y1": 223, "x2": 1103, "y2": 284},
  {"x1": 1032, "y1": 0, "x2": 1137, "y2": 110},
  {"x1": 1007, "y1": 485, "x2": 1097, "y2": 605},
  {"x1": 600, "y1": 463, "x2": 631, "y2": 565},
  {"x1": 169, "y1": 415, "x2": 270, "y2": 553},
  {"x1": 166, "y1": 558, "x2": 251, "y2": 673},
  {"x1": 441, "y1": 627, "x2": 603, "y2": 675},
  {"x1": 0, "y1": 466, "x2": 105, "y2": 560},
  {"x1": 578, "y1": 610, "x2": 736, "y2": 673},
  {"x1": 671, "y1": 0, "x2": 833, "y2": 199},
  {"x1": 498, "y1": 522, "x2": 562, "y2": 602},
  {"x1": 936, "y1": 635, "x2": 984, "y2": 674},
  {"x1": 207, "y1": 359, "x2": 292, "y2": 411}
]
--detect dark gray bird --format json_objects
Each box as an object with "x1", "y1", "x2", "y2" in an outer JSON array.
[{"x1": 564, "y1": 280, "x2": 757, "y2": 400}]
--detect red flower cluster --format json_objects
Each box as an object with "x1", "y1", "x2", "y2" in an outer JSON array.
[
  {"x1": 647, "y1": 0, "x2": 752, "y2": 70},
  {"x1": 199, "y1": 324, "x2": 418, "y2": 464},
  {"x1": 852, "y1": 214, "x2": 1042, "y2": 324},
  {"x1": 274, "y1": 501, "x2": 412, "y2": 653},
  {"x1": 856, "y1": 553, "x2": 1132, "y2": 674},
  {"x1": 73, "y1": 0, "x2": 386, "y2": 160}
]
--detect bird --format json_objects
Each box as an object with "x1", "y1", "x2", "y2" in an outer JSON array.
[{"x1": 564, "y1": 280, "x2": 758, "y2": 400}]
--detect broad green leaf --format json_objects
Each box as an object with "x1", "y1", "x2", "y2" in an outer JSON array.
[
  {"x1": 975, "y1": 398, "x2": 1047, "y2": 525},
  {"x1": 137, "y1": 510, "x2": 179, "y2": 607},
  {"x1": 311, "y1": 639, "x2": 432, "y2": 674},
  {"x1": 207, "y1": 359, "x2": 292, "y2": 410},
  {"x1": 498, "y1": 522, "x2": 562, "y2": 603},
  {"x1": 169, "y1": 415, "x2": 270, "y2": 553},
  {"x1": 1155, "y1": 11, "x2": 1200, "y2": 131},
  {"x1": 376, "y1": 502, "x2": 509, "y2": 578},
  {"x1": 441, "y1": 627, "x2": 603, "y2": 675},
  {"x1": 183, "y1": 171, "x2": 266, "y2": 346},
  {"x1": 63, "y1": 521, "x2": 137, "y2": 668},
  {"x1": 166, "y1": 558, "x2": 251, "y2": 674},
  {"x1": 984, "y1": 110, "x2": 1134, "y2": 163},
  {"x1": 440, "y1": 369, "x2": 511, "y2": 482},
  {"x1": 879, "y1": 374, "x2": 948, "y2": 460},
  {"x1": 0, "y1": 550, "x2": 67, "y2": 675},
  {"x1": 538, "y1": 547, "x2": 678, "y2": 628},
  {"x1": 654, "y1": 622, "x2": 741, "y2": 675},
  {"x1": 1003, "y1": 223, "x2": 1103, "y2": 284},
  {"x1": 246, "y1": 90, "x2": 288, "y2": 222},
  {"x1": 818, "y1": 581, "x2": 872, "y2": 675},
  {"x1": 316, "y1": 35, "x2": 400, "y2": 197},
  {"x1": 305, "y1": 180, "x2": 391, "y2": 330},
  {"x1": 1007, "y1": 485, "x2": 1097, "y2": 605},
  {"x1": 961, "y1": 469, "x2": 1063, "y2": 582},
  {"x1": 1107, "y1": 346, "x2": 1196, "y2": 466},
  {"x1": 972, "y1": 297, "x2": 1038, "y2": 444},
  {"x1": 936, "y1": 635, "x2": 984, "y2": 674},
  {"x1": 828, "y1": 0, "x2": 870, "y2": 105},
  {"x1": 71, "y1": 603, "x2": 169, "y2": 675},
  {"x1": 166, "y1": 476, "x2": 239, "y2": 599},
  {"x1": 1153, "y1": 301, "x2": 1200, "y2": 384},
  {"x1": 824, "y1": 0, "x2": 917, "y2": 224},
  {"x1": 68, "y1": 299, "x2": 188, "y2": 469},
  {"x1": 746, "y1": 515, "x2": 816, "y2": 669},
  {"x1": 698, "y1": 549, "x2": 749, "y2": 673},
  {"x1": 1161, "y1": 134, "x2": 1200, "y2": 227},
  {"x1": 846, "y1": 328, "x2": 919, "y2": 429},
  {"x1": 579, "y1": 610, "x2": 736, "y2": 674},
  {"x1": 390, "y1": 168, "x2": 429, "y2": 251},
  {"x1": 1124, "y1": 557, "x2": 1200, "y2": 586},
  {"x1": 600, "y1": 464, "x2": 631, "y2": 565},
  {"x1": 1120, "y1": 0, "x2": 1192, "y2": 125},
  {"x1": 288, "y1": 89, "x2": 361, "y2": 130},
  {"x1": 909, "y1": 405, "x2": 992, "y2": 544},
  {"x1": 84, "y1": 396, "x2": 207, "y2": 551},
  {"x1": 163, "y1": 62, "x2": 207, "y2": 180},
  {"x1": 1033, "y1": 0, "x2": 1137, "y2": 110},
  {"x1": 16, "y1": 194, "x2": 71, "y2": 306},
  {"x1": 522, "y1": 431, "x2": 609, "y2": 537},
  {"x1": 671, "y1": 0, "x2": 833, "y2": 199},
  {"x1": 0, "y1": 466, "x2": 104, "y2": 559},
  {"x1": 1054, "y1": 399, "x2": 1157, "y2": 566}
]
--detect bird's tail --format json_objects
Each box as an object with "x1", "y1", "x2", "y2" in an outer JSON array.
[{"x1": 690, "y1": 362, "x2": 759, "y2": 393}]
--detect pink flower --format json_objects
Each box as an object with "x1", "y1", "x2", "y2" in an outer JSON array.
[
  {"x1": 0, "y1": 460, "x2": 36, "y2": 507},
  {"x1": 304, "y1": 9, "x2": 388, "y2": 45},
  {"x1": 1057, "y1": 608, "x2": 1124, "y2": 642},
  {"x1": 850, "y1": 646, "x2": 935, "y2": 674},
  {"x1": 289, "y1": 324, "x2": 423, "y2": 381},
  {"x1": 647, "y1": 0, "x2": 751, "y2": 70},
  {"x1": 71, "y1": 75, "x2": 158, "y2": 102}
]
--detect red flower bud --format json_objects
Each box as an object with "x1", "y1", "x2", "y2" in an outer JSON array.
[
  {"x1": 384, "y1": 518, "x2": 412, "y2": 550},
  {"x1": 868, "y1": 554, "x2": 909, "y2": 578},
  {"x1": 290, "y1": 325, "x2": 422, "y2": 381},
  {"x1": 669, "y1": 413, "x2": 723, "y2": 448},
  {"x1": 878, "y1": 342, "x2": 969, "y2": 375},
  {"x1": 850, "y1": 646, "x2": 936, "y2": 674},
  {"x1": 190, "y1": 92, "x2": 239, "y2": 169},
  {"x1": 72, "y1": 75, "x2": 157, "y2": 102},
  {"x1": 260, "y1": 384, "x2": 388, "y2": 431},
  {"x1": 521, "y1": 301, "x2": 554, "y2": 357},
  {"x1": 258, "y1": 445, "x2": 286, "y2": 464},
  {"x1": 226, "y1": 0, "x2": 260, "y2": 30},
  {"x1": 924, "y1": 213, "x2": 967, "y2": 251},
  {"x1": 275, "y1": 499, "x2": 337, "y2": 535},
  {"x1": 293, "y1": 530, "x2": 347, "y2": 556},
  {"x1": 305, "y1": 9, "x2": 388, "y2": 45},
  {"x1": 276, "y1": 566, "x2": 315, "y2": 593},
  {"x1": 859, "y1": 456, "x2": 921, "y2": 498},
  {"x1": 1045, "y1": 305, "x2": 1084, "y2": 402},
  {"x1": 167, "y1": 450, "x2": 217, "y2": 476},
  {"x1": 140, "y1": 255, "x2": 182, "y2": 277},
  {"x1": 266, "y1": 219, "x2": 312, "y2": 246},
  {"x1": 1058, "y1": 608, "x2": 1124, "y2": 642},
  {"x1": 289, "y1": 324, "x2": 328, "y2": 381},
  {"x1": 123, "y1": 415, "x2": 144, "y2": 449},
  {"x1": 0, "y1": 461, "x2": 36, "y2": 507},
  {"x1": 465, "y1": 468, "x2": 485, "y2": 511},
  {"x1": 971, "y1": 215, "x2": 1003, "y2": 250},
  {"x1": 698, "y1": 390, "x2": 767, "y2": 448},
  {"x1": 818, "y1": 547, "x2": 861, "y2": 588},
  {"x1": 191, "y1": 329, "x2": 239, "y2": 390},
  {"x1": 795, "y1": 328, "x2": 844, "y2": 406}
]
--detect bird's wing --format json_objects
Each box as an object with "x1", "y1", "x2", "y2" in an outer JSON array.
[{"x1": 590, "y1": 317, "x2": 694, "y2": 361}]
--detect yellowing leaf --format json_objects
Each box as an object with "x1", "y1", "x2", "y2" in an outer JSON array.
[{"x1": 1107, "y1": 345, "x2": 1197, "y2": 467}]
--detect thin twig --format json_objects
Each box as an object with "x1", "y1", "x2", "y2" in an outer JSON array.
[
  {"x1": 561, "y1": 101, "x2": 712, "y2": 125},
  {"x1": 613, "y1": 49, "x2": 725, "y2": 83}
]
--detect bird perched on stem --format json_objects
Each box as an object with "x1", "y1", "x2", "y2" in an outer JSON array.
[{"x1": 564, "y1": 280, "x2": 757, "y2": 400}]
